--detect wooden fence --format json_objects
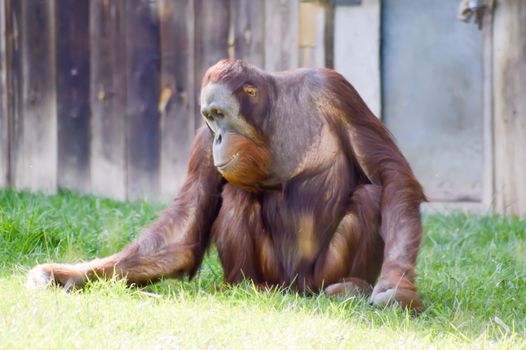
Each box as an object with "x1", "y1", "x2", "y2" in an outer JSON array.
[{"x1": 0, "y1": 0, "x2": 329, "y2": 202}]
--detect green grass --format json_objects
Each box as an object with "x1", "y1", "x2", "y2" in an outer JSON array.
[{"x1": 0, "y1": 189, "x2": 525, "y2": 349}]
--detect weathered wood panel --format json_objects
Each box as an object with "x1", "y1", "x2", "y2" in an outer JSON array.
[
  {"x1": 194, "y1": 0, "x2": 229, "y2": 128},
  {"x1": 11, "y1": 0, "x2": 57, "y2": 194},
  {"x1": 56, "y1": 0, "x2": 90, "y2": 192},
  {"x1": 5, "y1": 0, "x2": 21, "y2": 191},
  {"x1": 264, "y1": 0, "x2": 299, "y2": 71},
  {"x1": 493, "y1": 0, "x2": 526, "y2": 217},
  {"x1": 482, "y1": 7, "x2": 494, "y2": 212},
  {"x1": 299, "y1": 1, "x2": 325, "y2": 68},
  {"x1": 124, "y1": 0, "x2": 161, "y2": 201},
  {"x1": 89, "y1": 0, "x2": 127, "y2": 201},
  {"x1": 322, "y1": 1, "x2": 335, "y2": 68},
  {"x1": 0, "y1": 0, "x2": 8, "y2": 187},
  {"x1": 0, "y1": 0, "x2": 320, "y2": 203},
  {"x1": 231, "y1": 0, "x2": 265, "y2": 68},
  {"x1": 158, "y1": 0, "x2": 195, "y2": 201}
]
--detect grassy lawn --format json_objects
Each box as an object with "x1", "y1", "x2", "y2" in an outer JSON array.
[{"x1": 0, "y1": 189, "x2": 525, "y2": 349}]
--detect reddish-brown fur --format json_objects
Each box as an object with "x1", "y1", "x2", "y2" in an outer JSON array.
[
  {"x1": 216, "y1": 134, "x2": 270, "y2": 190},
  {"x1": 28, "y1": 59, "x2": 425, "y2": 312}
]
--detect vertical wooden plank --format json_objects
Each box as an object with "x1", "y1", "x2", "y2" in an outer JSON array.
[
  {"x1": 230, "y1": 0, "x2": 265, "y2": 68},
  {"x1": 299, "y1": 1, "x2": 326, "y2": 68},
  {"x1": 0, "y1": 0, "x2": 8, "y2": 187},
  {"x1": 493, "y1": 0, "x2": 526, "y2": 217},
  {"x1": 482, "y1": 5, "x2": 494, "y2": 212},
  {"x1": 56, "y1": 0, "x2": 90, "y2": 193},
  {"x1": 5, "y1": 0, "x2": 21, "y2": 191},
  {"x1": 11, "y1": 0, "x2": 57, "y2": 194},
  {"x1": 158, "y1": 0, "x2": 195, "y2": 202},
  {"x1": 90, "y1": 0, "x2": 127, "y2": 201},
  {"x1": 323, "y1": 1, "x2": 335, "y2": 69},
  {"x1": 124, "y1": 0, "x2": 160, "y2": 201},
  {"x1": 264, "y1": 0, "x2": 299, "y2": 72},
  {"x1": 194, "y1": 0, "x2": 229, "y2": 128}
]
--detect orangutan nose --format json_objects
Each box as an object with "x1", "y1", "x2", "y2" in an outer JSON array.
[{"x1": 215, "y1": 133, "x2": 223, "y2": 145}]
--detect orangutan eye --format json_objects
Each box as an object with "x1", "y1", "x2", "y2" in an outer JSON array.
[{"x1": 243, "y1": 85, "x2": 257, "y2": 97}]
